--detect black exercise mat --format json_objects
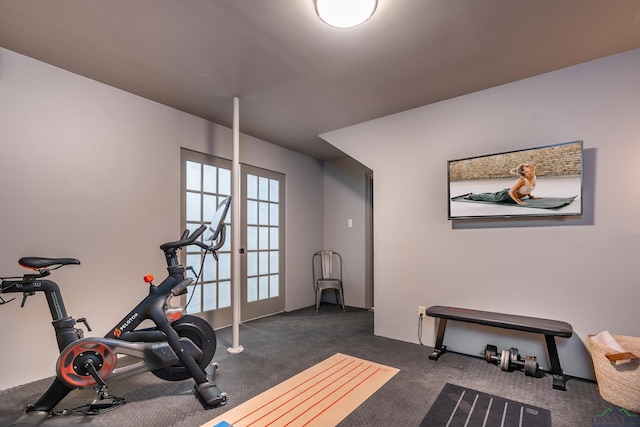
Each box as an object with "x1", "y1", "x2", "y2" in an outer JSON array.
[
  {"x1": 420, "y1": 383, "x2": 551, "y2": 427},
  {"x1": 451, "y1": 194, "x2": 576, "y2": 209}
]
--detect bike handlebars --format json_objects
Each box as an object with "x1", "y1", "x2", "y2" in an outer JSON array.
[
  {"x1": 159, "y1": 224, "x2": 207, "y2": 253},
  {"x1": 159, "y1": 196, "x2": 231, "y2": 255}
]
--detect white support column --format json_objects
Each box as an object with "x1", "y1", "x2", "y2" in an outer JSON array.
[{"x1": 228, "y1": 96, "x2": 244, "y2": 354}]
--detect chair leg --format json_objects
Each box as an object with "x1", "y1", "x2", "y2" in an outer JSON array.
[
  {"x1": 315, "y1": 290, "x2": 321, "y2": 312},
  {"x1": 338, "y1": 289, "x2": 345, "y2": 312}
]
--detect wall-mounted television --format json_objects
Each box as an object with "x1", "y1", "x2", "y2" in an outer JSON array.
[{"x1": 448, "y1": 140, "x2": 583, "y2": 220}]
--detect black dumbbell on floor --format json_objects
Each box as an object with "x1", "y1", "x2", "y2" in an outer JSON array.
[{"x1": 484, "y1": 344, "x2": 538, "y2": 377}]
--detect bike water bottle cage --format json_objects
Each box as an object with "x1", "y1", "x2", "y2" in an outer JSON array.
[{"x1": 19, "y1": 257, "x2": 81, "y2": 271}]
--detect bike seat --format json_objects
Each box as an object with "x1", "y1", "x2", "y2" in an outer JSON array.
[{"x1": 19, "y1": 257, "x2": 81, "y2": 269}]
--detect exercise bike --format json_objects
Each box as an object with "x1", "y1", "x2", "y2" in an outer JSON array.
[{"x1": 0, "y1": 196, "x2": 232, "y2": 426}]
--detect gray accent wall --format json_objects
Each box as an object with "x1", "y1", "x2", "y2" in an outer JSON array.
[
  {"x1": 0, "y1": 48, "x2": 324, "y2": 389},
  {"x1": 323, "y1": 157, "x2": 372, "y2": 309},
  {"x1": 321, "y1": 49, "x2": 640, "y2": 380}
]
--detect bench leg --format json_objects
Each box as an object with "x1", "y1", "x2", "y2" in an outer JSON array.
[
  {"x1": 429, "y1": 318, "x2": 447, "y2": 360},
  {"x1": 544, "y1": 335, "x2": 566, "y2": 391}
]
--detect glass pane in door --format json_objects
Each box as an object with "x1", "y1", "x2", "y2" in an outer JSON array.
[
  {"x1": 181, "y1": 149, "x2": 232, "y2": 329},
  {"x1": 241, "y1": 166, "x2": 284, "y2": 320}
]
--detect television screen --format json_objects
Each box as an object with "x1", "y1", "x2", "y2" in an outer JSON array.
[{"x1": 448, "y1": 140, "x2": 583, "y2": 220}]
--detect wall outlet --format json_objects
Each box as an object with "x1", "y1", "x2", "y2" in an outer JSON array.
[{"x1": 418, "y1": 305, "x2": 427, "y2": 317}]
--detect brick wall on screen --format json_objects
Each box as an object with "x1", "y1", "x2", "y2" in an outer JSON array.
[{"x1": 449, "y1": 142, "x2": 581, "y2": 181}]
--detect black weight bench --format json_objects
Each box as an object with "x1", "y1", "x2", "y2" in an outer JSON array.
[{"x1": 426, "y1": 305, "x2": 573, "y2": 390}]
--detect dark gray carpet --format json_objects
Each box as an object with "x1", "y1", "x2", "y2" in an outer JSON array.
[{"x1": 0, "y1": 306, "x2": 612, "y2": 426}]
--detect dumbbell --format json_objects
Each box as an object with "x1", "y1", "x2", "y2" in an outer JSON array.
[
  {"x1": 484, "y1": 344, "x2": 539, "y2": 376},
  {"x1": 484, "y1": 344, "x2": 520, "y2": 371},
  {"x1": 512, "y1": 351, "x2": 538, "y2": 377},
  {"x1": 484, "y1": 344, "x2": 500, "y2": 364}
]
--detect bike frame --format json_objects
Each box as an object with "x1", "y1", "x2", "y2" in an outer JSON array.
[
  {"x1": 0, "y1": 196, "x2": 232, "y2": 419},
  {"x1": 1, "y1": 272, "x2": 79, "y2": 352},
  {"x1": 1, "y1": 258, "x2": 191, "y2": 353}
]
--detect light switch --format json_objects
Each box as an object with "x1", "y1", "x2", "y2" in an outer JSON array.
[{"x1": 348, "y1": 219, "x2": 353, "y2": 228}]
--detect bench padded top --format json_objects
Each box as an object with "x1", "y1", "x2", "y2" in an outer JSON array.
[{"x1": 426, "y1": 306, "x2": 573, "y2": 338}]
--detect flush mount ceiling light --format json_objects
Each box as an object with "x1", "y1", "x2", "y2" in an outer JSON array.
[{"x1": 314, "y1": 0, "x2": 378, "y2": 28}]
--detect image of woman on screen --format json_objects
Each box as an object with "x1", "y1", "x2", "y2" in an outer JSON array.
[{"x1": 464, "y1": 163, "x2": 537, "y2": 205}]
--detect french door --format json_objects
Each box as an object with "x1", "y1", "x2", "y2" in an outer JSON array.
[
  {"x1": 240, "y1": 165, "x2": 285, "y2": 320},
  {"x1": 181, "y1": 149, "x2": 284, "y2": 328},
  {"x1": 181, "y1": 149, "x2": 233, "y2": 328}
]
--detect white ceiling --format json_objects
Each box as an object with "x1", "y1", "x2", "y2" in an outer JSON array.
[{"x1": 1, "y1": 1, "x2": 639, "y2": 160}]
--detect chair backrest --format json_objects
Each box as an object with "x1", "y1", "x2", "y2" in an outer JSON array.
[
  {"x1": 321, "y1": 250, "x2": 333, "y2": 278},
  {"x1": 313, "y1": 250, "x2": 342, "y2": 281}
]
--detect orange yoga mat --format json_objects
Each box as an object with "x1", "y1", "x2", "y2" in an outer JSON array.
[{"x1": 201, "y1": 353, "x2": 399, "y2": 427}]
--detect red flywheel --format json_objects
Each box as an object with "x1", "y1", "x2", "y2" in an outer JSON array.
[{"x1": 57, "y1": 340, "x2": 116, "y2": 388}]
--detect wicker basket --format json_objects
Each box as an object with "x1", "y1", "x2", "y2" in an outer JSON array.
[{"x1": 588, "y1": 334, "x2": 640, "y2": 413}]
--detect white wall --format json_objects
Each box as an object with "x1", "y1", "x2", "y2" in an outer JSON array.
[
  {"x1": 322, "y1": 49, "x2": 640, "y2": 380},
  {"x1": 0, "y1": 48, "x2": 323, "y2": 389}
]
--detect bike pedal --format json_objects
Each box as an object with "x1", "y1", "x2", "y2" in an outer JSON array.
[
  {"x1": 89, "y1": 402, "x2": 116, "y2": 411},
  {"x1": 88, "y1": 396, "x2": 126, "y2": 412}
]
